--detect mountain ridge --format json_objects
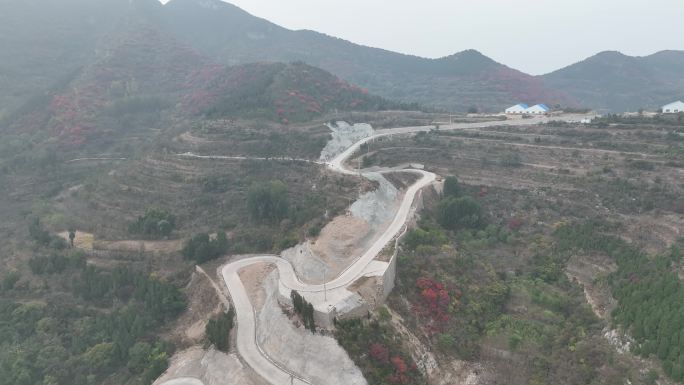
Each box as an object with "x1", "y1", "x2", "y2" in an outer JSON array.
[
  {"x1": 542, "y1": 50, "x2": 684, "y2": 111},
  {"x1": 1, "y1": 0, "x2": 682, "y2": 118},
  {"x1": 156, "y1": 0, "x2": 575, "y2": 111}
]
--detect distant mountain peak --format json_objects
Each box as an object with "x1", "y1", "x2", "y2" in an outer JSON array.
[
  {"x1": 595, "y1": 50, "x2": 627, "y2": 56},
  {"x1": 591, "y1": 50, "x2": 631, "y2": 61},
  {"x1": 647, "y1": 50, "x2": 684, "y2": 60},
  {"x1": 443, "y1": 49, "x2": 490, "y2": 61},
  {"x1": 458, "y1": 49, "x2": 486, "y2": 57},
  {"x1": 544, "y1": 48, "x2": 684, "y2": 111},
  {"x1": 433, "y1": 49, "x2": 501, "y2": 75}
]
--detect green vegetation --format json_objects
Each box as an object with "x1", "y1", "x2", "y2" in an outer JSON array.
[
  {"x1": 127, "y1": 208, "x2": 176, "y2": 239},
  {"x1": 1, "y1": 269, "x2": 21, "y2": 291},
  {"x1": 0, "y1": 262, "x2": 184, "y2": 385},
  {"x1": 126, "y1": 342, "x2": 170, "y2": 383},
  {"x1": 335, "y1": 318, "x2": 423, "y2": 385},
  {"x1": 434, "y1": 176, "x2": 486, "y2": 231},
  {"x1": 386, "y1": 175, "x2": 642, "y2": 384},
  {"x1": 498, "y1": 152, "x2": 523, "y2": 167},
  {"x1": 182, "y1": 232, "x2": 229, "y2": 263},
  {"x1": 28, "y1": 251, "x2": 86, "y2": 275},
  {"x1": 199, "y1": 174, "x2": 231, "y2": 194},
  {"x1": 205, "y1": 308, "x2": 235, "y2": 352},
  {"x1": 395, "y1": 242, "x2": 509, "y2": 360},
  {"x1": 247, "y1": 180, "x2": 290, "y2": 223},
  {"x1": 290, "y1": 290, "x2": 316, "y2": 332},
  {"x1": 483, "y1": 277, "x2": 611, "y2": 384},
  {"x1": 74, "y1": 265, "x2": 185, "y2": 316},
  {"x1": 28, "y1": 217, "x2": 67, "y2": 250},
  {"x1": 555, "y1": 221, "x2": 684, "y2": 382},
  {"x1": 403, "y1": 222, "x2": 447, "y2": 252},
  {"x1": 203, "y1": 62, "x2": 414, "y2": 123},
  {"x1": 442, "y1": 176, "x2": 461, "y2": 197},
  {"x1": 395, "y1": 218, "x2": 627, "y2": 384},
  {"x1": 436, "y1": 196, "x2": 484, "y2": 231}
]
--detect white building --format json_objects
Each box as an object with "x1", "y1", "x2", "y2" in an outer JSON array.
[
  {"x1": 505, "y1": 104, "x2": 528, "y2": 114},
  {"x1": 525, "y1": 104, "x2": 550, "y2": 115},
  {"x1": 662, "y1": 101, "x2": 684, "y2": 114}
]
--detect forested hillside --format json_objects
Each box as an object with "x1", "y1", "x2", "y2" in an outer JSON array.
[
  {"x1": 0, "y1": 247, "x2": 185, "y2": 385},
  {"x1": 0, "y1": 0, "x2": 572, "y2": 116},
  {"x1": 188, "y1": 61, "x2": 410, "y2": 123},
  {"x1": 160, "y1": 0, "x2": 571, "y2": 112}
]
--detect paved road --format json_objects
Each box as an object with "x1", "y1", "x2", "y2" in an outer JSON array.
[
  {"x1": 211, "y1": 115, "x2": 588, "y2": 385},
  {"x1": 219, "y1": 167, "x2": 434, "y2": 384},
  {"x1": 218, "y1": 133, "x2": 438, "y2": 384},
  {"x1": 178, "y1": 152, "x2": 322, "y2": 164},
  {"x1": 159, "y1": 377, "x2": 205, "y2": 385},
  {"x1": 222, "y1": 257, "x2": 310, "y2": 385}
]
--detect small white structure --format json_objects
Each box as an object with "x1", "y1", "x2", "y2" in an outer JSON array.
[
  {"x1": 662, "y1": 101, "x2": 684, "y2": 114},
  {"x1": 525, "y1": 104, "x2": 550, "y2": 115},
  {"x1": 505, "y1": 104, "x2": 528, "y2": 114}
]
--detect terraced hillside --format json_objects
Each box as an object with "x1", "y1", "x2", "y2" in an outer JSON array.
[{"x1": 346, "y1": 118, "x2": 684, "y2": 385}]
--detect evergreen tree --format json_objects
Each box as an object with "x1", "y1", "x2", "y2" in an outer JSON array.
[{"x1": 443, "y1": 176, "x2": 460, "y2": 198}]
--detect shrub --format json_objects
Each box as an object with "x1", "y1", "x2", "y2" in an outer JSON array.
[
  {"x1": 499, "y1": 152, "x2": 522, "y2": 167},
  {"x1": 307, "y1": 221, "x2": 323, "y2": 237},
  {"x1": 404, "y1": 224, "x2": 447, "y2": 250},
  {"x1": 443, "y1": 176, "x2": 461, "y2": 197},
  {"x1": 436, "y1": 196, "x2": 484, "y2": 231},
  {"x1": 182, "y1": 232, "x2": 229, "y2": 263},
  {"x1": 206, "y1": 308, "x2": 235, "y2": 352},
  {"x1": 28, "y1": 217, "x2": 51, "y2": 246},
  {"x1": 247, "y1": 181, "x2": 289, "y2": 223},
  {"x1": 128, "y1": 208, "x2": 176, "y2": 239},
  {"x1": 275, "y1": 233, "x2": 298, "y2": 251},
  {"x1": 627, "y1": 159, "x2": 655, "y2": 171},
  {"x1": 369, "y1": 343, "x2": 390, "y2": 363},
  {"x1": 2, "y1": 269, "x2": 21, "y2": 291},
  {"x1": 507, "y1": 217, "x2": 524, "y2": 231},
  {"x1": 437, "y1": 333, "x2": 455, "y2": 351}
]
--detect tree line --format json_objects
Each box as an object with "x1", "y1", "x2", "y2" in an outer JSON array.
[{"x1": 205, "y1": 308, "x2": 235, "y2": 352}]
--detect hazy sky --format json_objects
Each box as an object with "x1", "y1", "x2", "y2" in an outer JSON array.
[{"x1": 163, "y1": 0, "x2": 684, "y2": 75}]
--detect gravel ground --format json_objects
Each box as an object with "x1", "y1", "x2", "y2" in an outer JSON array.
[
  {"x1": 155, "y1": 347, "x2": 259, "y2": 385},
  {"x1": 256, "y1": 270, "x2": 367, "y2": 385},
  {"x1": 319, "y1": 121, "x2": 373, "y2": 161}
]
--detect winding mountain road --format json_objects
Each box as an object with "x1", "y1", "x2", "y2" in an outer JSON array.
[{"x1": 166, "y1": 115, "x2": 571, "y2": 385}]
